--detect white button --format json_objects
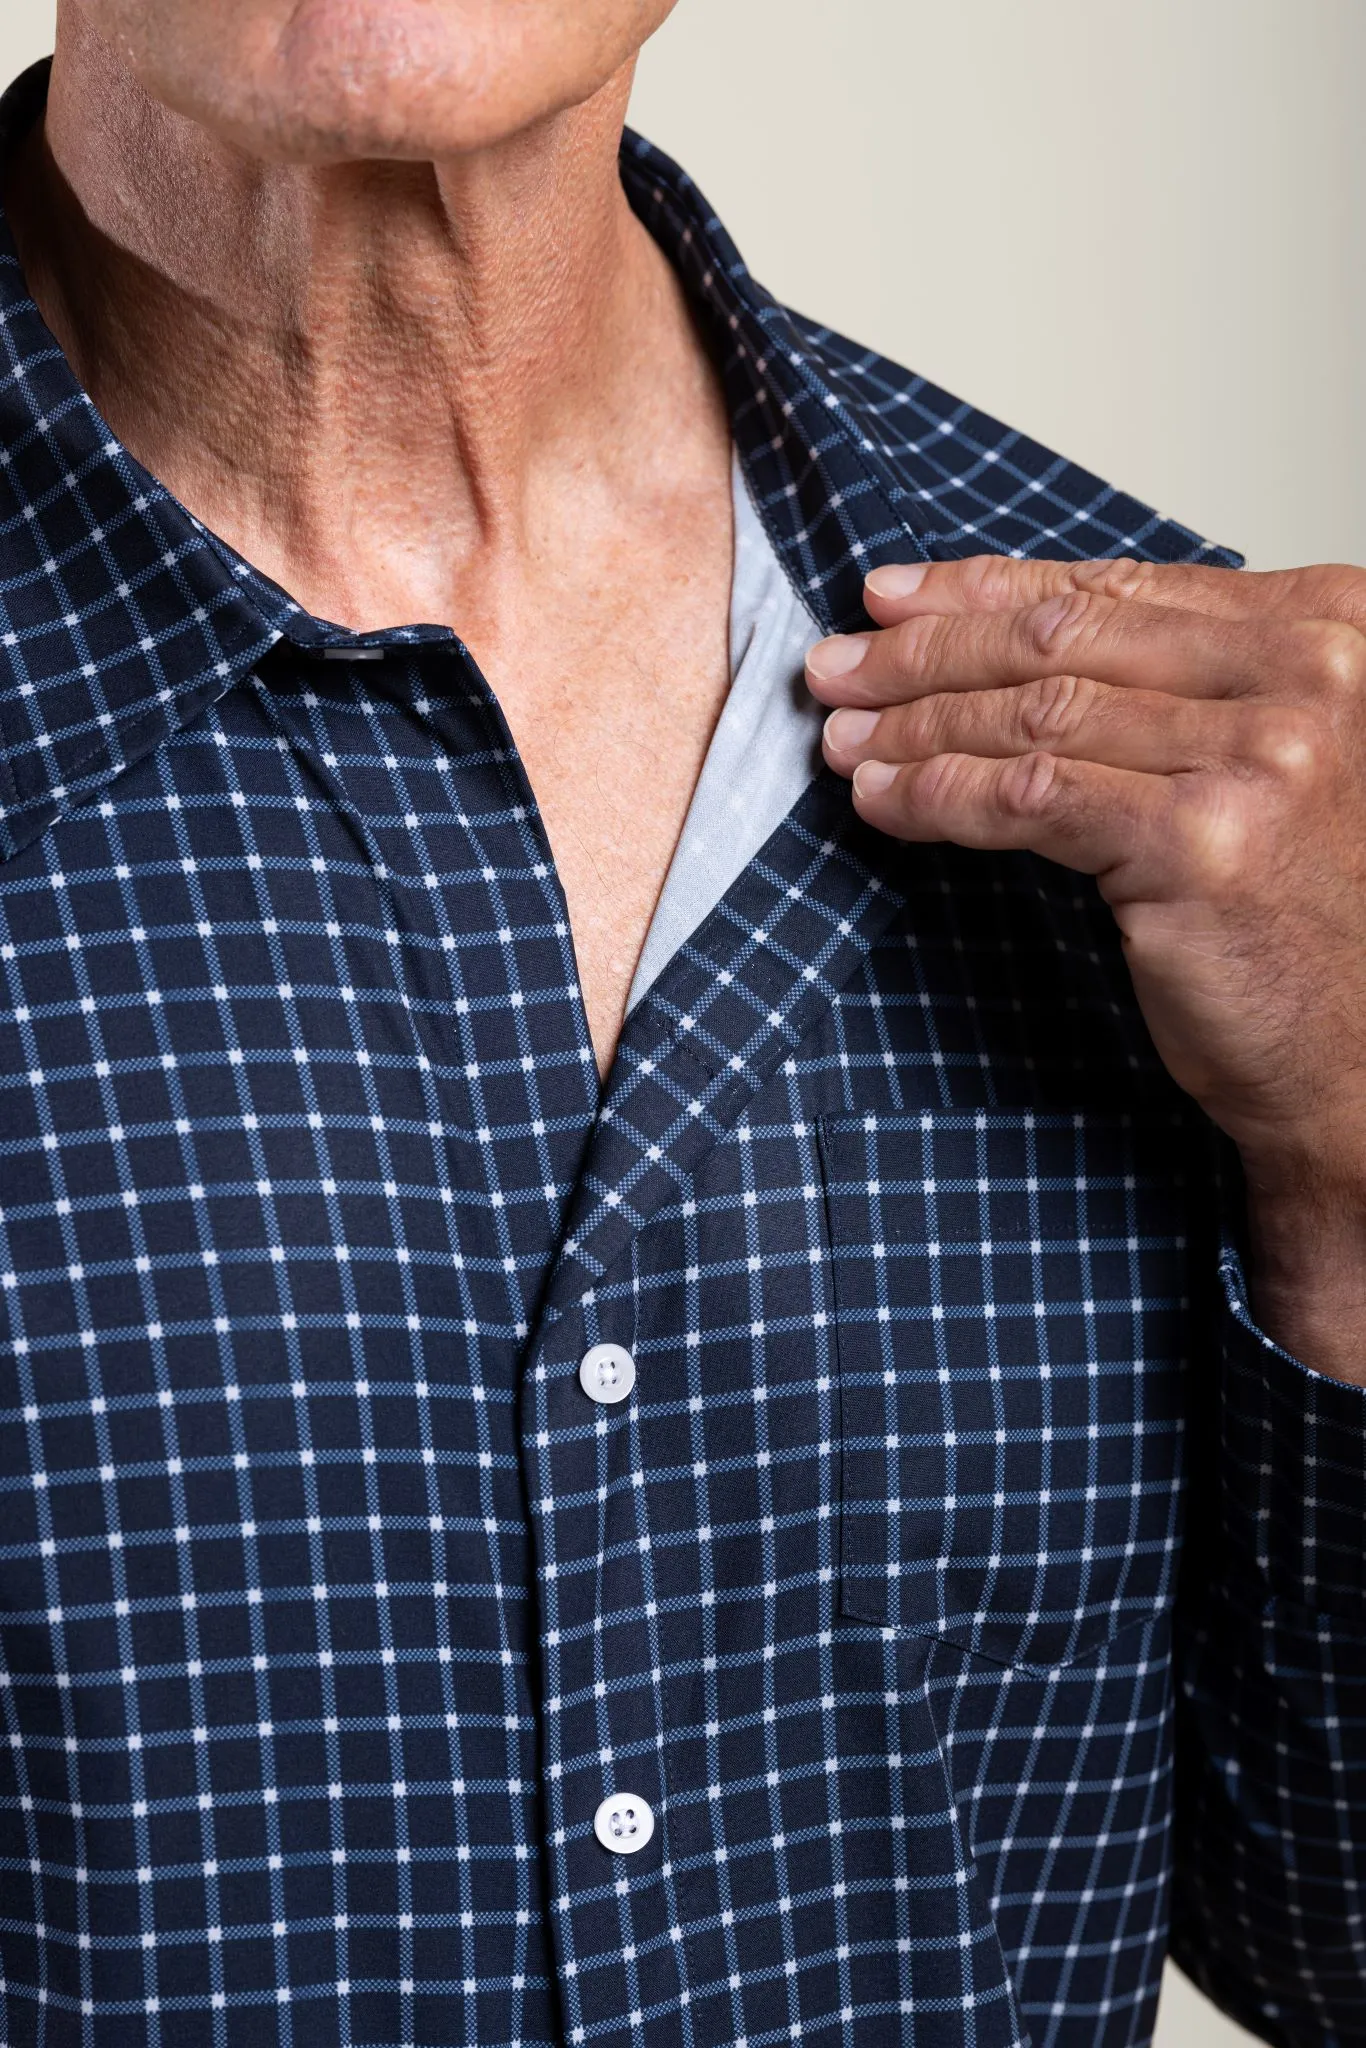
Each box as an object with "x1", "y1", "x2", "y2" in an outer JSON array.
[
  {"x1": 578, "y1": 1343, "x2": 636, "y2": 1406},
  {"x1": 593, "y1": 1792, "x2": 655, "y2": 1855}
]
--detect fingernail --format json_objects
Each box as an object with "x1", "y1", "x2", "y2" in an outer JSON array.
[
  {"x1": 865, "y1": 563, "x2": 928, "y2": 601},
  {"x1": 807, "y1": 634, "x2": 869, "y2": 681},
  {"x1": 825, "y1": 708, "x2": 879, "y2": 751},
  {"x1": 853, "y1": 761, "x2": 898, "y2": 798}
]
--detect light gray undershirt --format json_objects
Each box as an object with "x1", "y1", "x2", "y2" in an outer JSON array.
[{"x1": 628, "y1": 455, "x2": 826, "y2": 1009}]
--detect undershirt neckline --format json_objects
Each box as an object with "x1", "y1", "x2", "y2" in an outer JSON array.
[{"x1": 627, "y1": 453, "x2": 827, "y2": 1010}]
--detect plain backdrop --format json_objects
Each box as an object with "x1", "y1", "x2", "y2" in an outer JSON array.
[
  {"x1": 632, "y1": 0, "x2": 1366, "y2": 574},
  {"x1": 2, "y1": 4, "x2": 1360, "y2": 2044}
]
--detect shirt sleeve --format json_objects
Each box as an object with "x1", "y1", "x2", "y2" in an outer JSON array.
[{"x1": 1170, "y1": 1238, "x2": 1366, "y2": 2048}]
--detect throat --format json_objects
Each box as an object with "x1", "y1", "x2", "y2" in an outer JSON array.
[{"x1": 5, "y1": 18, "x2": 741, "y2": 1084}]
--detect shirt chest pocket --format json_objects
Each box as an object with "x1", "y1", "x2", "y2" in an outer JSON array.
[{"x1": 819, "y1": 1110, "x2": 1191, "y2": 1671}]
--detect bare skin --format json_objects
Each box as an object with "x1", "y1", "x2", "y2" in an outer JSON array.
[{"x1": 7, "y1": 0, "x2": 731, "y2": 1076}]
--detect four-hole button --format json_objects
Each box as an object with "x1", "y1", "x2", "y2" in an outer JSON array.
[
  {"x1": 593, "y1": 1793, "x2": 655, "y2": 1854},
  {"x1": 578, "y1": 1343, "x2": 636, "y2": 1406}
]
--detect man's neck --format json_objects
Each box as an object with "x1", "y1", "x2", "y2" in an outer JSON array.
[
  {"x1": 4, "y1": 5, "x2": 724, "y2": 632},
  {"x1": 5, "y1": 8, "x2": 737, "y2": 1077}
]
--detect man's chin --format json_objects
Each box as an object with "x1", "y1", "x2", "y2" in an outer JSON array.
[
  {"x1": 150, "y1": 71, "x2": 622, "y2": 167},
  {"x1": 135, "y1": 2, "x2": 633, "y2": 166}
]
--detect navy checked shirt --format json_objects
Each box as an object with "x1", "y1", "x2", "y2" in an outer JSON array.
[{"x1": 0, "y1": 57, "x2": 1363, "y2": 2048}]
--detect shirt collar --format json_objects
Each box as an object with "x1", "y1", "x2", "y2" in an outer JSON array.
[
  {"x1": 0, "y1": 60, "x2": 939, "y2": 865},
  {"x1": 0, "y1": 59, "x2": 1005, "y2": 861}
]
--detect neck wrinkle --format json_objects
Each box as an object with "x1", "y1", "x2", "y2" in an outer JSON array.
[{"x1": 5, "y1": 12, "x2": 715, "y2": 622}]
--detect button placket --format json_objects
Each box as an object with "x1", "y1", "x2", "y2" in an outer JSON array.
[{"x1": 531, "y1": 1302, "x2": 674, "y2": 2027}]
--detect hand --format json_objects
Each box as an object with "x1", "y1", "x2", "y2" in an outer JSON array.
[{"x1": 807, "y1": 555, "x2": 1366, "y2": 1382}]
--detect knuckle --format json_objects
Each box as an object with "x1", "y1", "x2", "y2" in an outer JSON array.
[
  {"x1": 959, "y1": 554, "x2": 1026, "y2": 609},
  {"x1": 1072, "y1": 556, "x2": 1159, "y2": 603},
  {"x1": 905, "y1": 753, "x2": 966, "y2": 809},
  {"x1": 889, "y1": 611, "x2": 945, "y2": 673},
  {"x1": 1017, "y1": 673, "x2": 1099, "y2": 747},
  {"x1": 996, "y1": 750, "x2": 1063, "y2": 819},
  {"x1": 895, "y1": 695, "x2": 951, "y2": 755},
  {"x1": 1174, "y1": 787, "x2": 1252, "y2": 891},
  {"x1": 1242, "y1": 704, "x2": 1324, "y2": 785},
  {"x1": 1026, "y1": 589, "x2": 1107, "y2": 662},
  {"x1": 1293, "y1": 618, "x2": 1366, "y2": 695}
]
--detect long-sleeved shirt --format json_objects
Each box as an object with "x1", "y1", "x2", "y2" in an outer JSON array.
[{"x1": 0, "y1": 54, "x2": 1361, "y2": 2048}]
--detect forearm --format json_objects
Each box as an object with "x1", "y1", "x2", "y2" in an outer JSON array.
[{"x1": 1244, "y1": 1179, "x2": 1366, "y2": 1387}]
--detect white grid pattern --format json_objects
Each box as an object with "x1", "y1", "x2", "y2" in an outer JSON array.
[{"x1": 0, "y1": 54, "x2": 1360, "y2": 2048}]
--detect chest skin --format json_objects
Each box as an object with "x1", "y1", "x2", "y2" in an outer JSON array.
[{"x1": 460, "y1": 460, "x2": 735, "y2": 1080}]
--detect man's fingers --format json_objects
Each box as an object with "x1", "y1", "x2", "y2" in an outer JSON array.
[
  {"x1": 847, "y1": 749, "x2": 1176, "y2": 888},
  {"x1": 822, "y1": 679, "x2": 1271, "y2": 780},
  {"x1": 863, "y1": 554, "x2": 1366, "y2": 633},
  {"x1": 805, "y1": 591, "x2": 1366, "y2": 708}
]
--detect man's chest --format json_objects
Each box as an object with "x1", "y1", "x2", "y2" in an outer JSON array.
[
  {"x1": 464, "y1": 525, "x2": 734, "y2": 1080},
  {"x1": 0, "y1": 677, "x2": 1203, "y2": 2043},
  {"x1": 0, "y1": 666, "x2": 1200, "y2": 1552},
  {"x1": 0, "y1": 648, "x2": 1196, "y2": 1297}
]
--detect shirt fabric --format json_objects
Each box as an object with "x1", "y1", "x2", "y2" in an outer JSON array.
[
  {"x1": 0, "y1": 55, "x2": 1362, "y2": 2048},
  {"x1": 629, "y1": 455, "x2": 823, "y2": 1009}
]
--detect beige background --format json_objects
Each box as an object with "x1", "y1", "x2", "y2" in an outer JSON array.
[
  {"x1": 632, "y1": 0, "x2": 1366, "y2": 574},
  {"x1": 3, "y1": 2, "x2": 1357, "y2": 2042}
]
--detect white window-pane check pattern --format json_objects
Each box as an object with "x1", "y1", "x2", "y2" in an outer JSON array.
[
  {"x1": 822, "y1": 1111, "x2": 1188, "y2": 1670},
  {"x1": 0, "y1": 54, "x2": 1363, "y2": 2048}
]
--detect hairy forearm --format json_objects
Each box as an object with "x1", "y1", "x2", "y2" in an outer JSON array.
[{"x1": 1244, "y1": 1181, "x2": 1366, "y2": 1389}]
